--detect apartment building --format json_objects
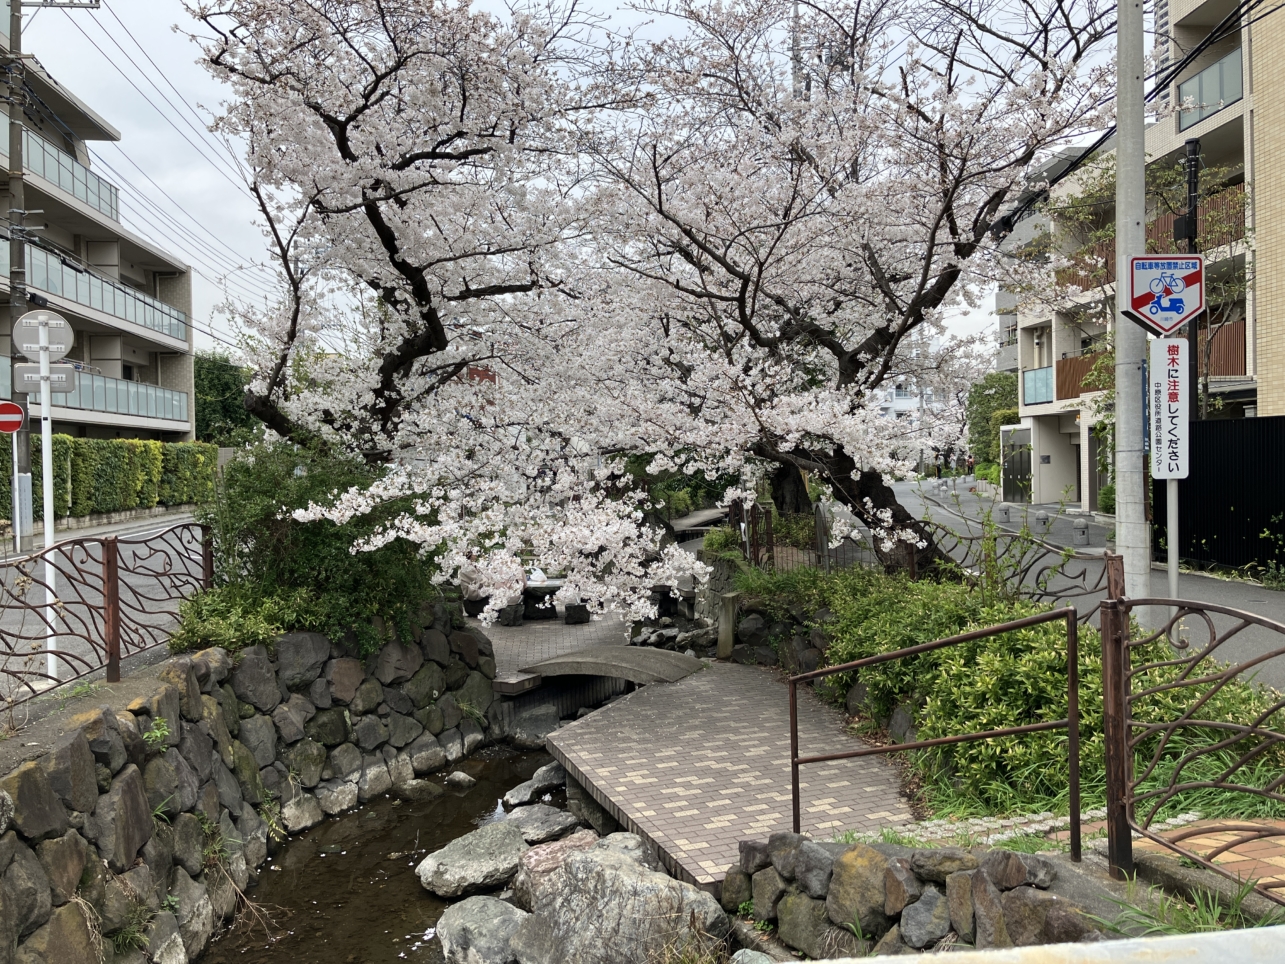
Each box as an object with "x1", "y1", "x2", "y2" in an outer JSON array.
[
  {"x1": 0, "y1": 31, "x2": 194, "y2": 441},
  {"x1": 997, "y1": 0, "x2": 1265, "y2": 506}
]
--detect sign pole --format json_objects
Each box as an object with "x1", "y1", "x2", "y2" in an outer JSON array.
[
  {"x1": 38, "y1": 315, "x2": 57, "y2": 678},
  {"x1": 10, "y1": 430, "x2": 17, "y2": 553},
  {"x1": 1168, "y1": 478, "x2": 1179, "y2": 602},
  {"x1": 1149, "y1": 337, "x2": 1189, "y2": 628}
]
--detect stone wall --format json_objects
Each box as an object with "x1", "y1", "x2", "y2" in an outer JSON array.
[
  {"x1": 0, "y1": 603, "x2": 516, "y2": 964},
  {"x1": 718, "y1": 833, "x2": 1104, "y2": 957}
]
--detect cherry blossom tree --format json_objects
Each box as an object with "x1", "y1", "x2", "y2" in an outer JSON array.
[{"x1": 581, "y1": 0, "x2": 1115, "y2": 567}]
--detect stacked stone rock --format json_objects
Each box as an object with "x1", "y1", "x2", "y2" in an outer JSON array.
[
  {"x1": 728, "y1": 611, "x2": 835, "y2": 673},
  {"x1": 0, "y1": 603, "x2": 504, "y2": 964},
  {"x1": 719, "y1": 833, "x2": 1102, "y2": 956}
]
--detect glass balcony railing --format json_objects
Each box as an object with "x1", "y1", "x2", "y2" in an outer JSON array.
[
  {"x1": 1, "y1": 360, "x2": 188, "y2": 423},
  {"x1": 20, "y1": 128, "x2": 120, "y2": 222},
  {"x1": 0, "y1": 239, "x2": 187, "y2": 341},
  {"x1": 1023, "y1": 366, "x2": 1054, "y2": 405},
  {"x1": 1178, "y1": 47, "x2": 1243, "y2": 131}
]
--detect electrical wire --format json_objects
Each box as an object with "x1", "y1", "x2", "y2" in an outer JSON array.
[{"x1": 59, "y1": 10, "x2": 253, "y2": 199}]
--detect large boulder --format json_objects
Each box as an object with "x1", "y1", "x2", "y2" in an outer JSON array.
[
  {"x1": 405, "y1": 663, "x2": 446, "y2": 709},
  {"x1": 407, "y1": 734, "x2": 447, "y2": 775},
  {"x1": 315, "y1": 779, "x2": 359, "y2": 816},
  {"x1": 437, "y1": 895, "x2": 528, "y2": 964},
  {"x1": 349, "y1": 679, "x2": 384, "y2": 716},
  {"x1": 751, "y1": 866, "x2": 790, "y2": 921},
  {"x1": 272, "y1": 694, "x2": 316, "y2": 745},
  {"x1": 170, "y1": 867, "x2": 215, "y2": 958},
  {"x1": 457, "y1": 672, "x2": 495, "y2": 715},
  {"x1": 980, "y1": 850, "x2": 1056, "y2": 891},
  {"x1": 158, "y1": 658, "x2": 203, "y2": 722},
  {"x1": 506, "y1": 805, "x2": 579, "y2": 845},
  {"x1": 282, "y1": 738, "x2": 327, "y2": 788},
  {"x1": 11, "y1": 901, "x2": 98, "y2": 964},
  {"x1": 777, "y1": 892, "x2": 865, "y2": 960},
  {"x1": 416, "y1": 821, "x2": 529, "y2": 898},
  {"x1": 327, "y1": 658, "x2": 365, "y2": 704},
  {"x1": 306, "y1": 708, "x2": 351, "y2": 747},
  {"x1": 421, "y1": 628, "x2": 451, "y2": 667},
  {"x1": 899, "y1": 884, "x2": 951, "y2": 949},
  {"x1": 374, "y1": 639, "x2": 423, "y2": 685},
  {"x1": 509, "y1": 706, "x2": 559, "y2": 752},
  {"x1": 275, "y1": 632, "x2": 331, "y2": 689},
  {"x1": 35, "y1": 830, "x2": 90, "y2": 905},
  {"x1": 38, "y1": 732, "x2": 98, "y2": 814},
  {"x1": 178, "y1": 720, "x2": 215, "y2": 784},
  {"x1": 3, "y1": 840, "x2": 52, "y2": 938},
  {"x1": 910, "y1": 848, "x2": 978, "y2": 883},
  {"x1": 884, "y1": 857, "x2": 922, "y2": 916},
  {"x1": 509, "y1": 846, "x2": 728, "y2": 964},
  {"x1": 230, "y1": 645, "x2": 281, "y2": 712},
  {"x1": 971, "y1": 870, "x2": 1012, "y2": 949},
  {"x1": 826, "y1": 844, "x2": 890, "y2": 937},
  {"x1": 511, "y1": 830, "x2": 600, "y2": 911},
  {"x1": 87, "y1": 764, "x2": 152, "y2": 872},
  {"x1": 238, "y1": 715, "x2": 278, "y2": 768},
  {"x1": 0, "y1": 762, "x2": 68, "y2": 843},
  {"x1": 504, "y1": 762, "x2": 566, "y2": 807},
  {"x1": 1000, "y1": 885, "x2": 1095, "y2": 946},
  {"x1": 281, "y1": 788, "x2": 324, "y2": 833},
  {"x1": 73, "y1": 707, "x2": 127, "y2": 774}
]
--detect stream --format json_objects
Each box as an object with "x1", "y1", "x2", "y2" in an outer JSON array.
[{"x1": 201, "y1": 747, "x2": 555, "y2": 964}]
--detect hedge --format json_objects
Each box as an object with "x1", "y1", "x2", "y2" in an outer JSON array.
[{"x1": 0, "y1": 435, "x2": 217, "y2": 521}]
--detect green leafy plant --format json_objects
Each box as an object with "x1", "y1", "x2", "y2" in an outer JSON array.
[
  {"x1": 752, "y1": 919, "x2": 774, "y2": 934},
  {"x1": 1092, "y1": 878, "x2": 1285, "y2": 936},
  {"x1": 109, "y1": 899, "x2": 154, "y2": 955},
  {"x1": 841, "y1": 913, "x2": 868, "y2": 943},
  {"x1": 258, "y1": 798, "x2": 286, "y2": 843},
  {"x1": 974, "y1": 463, "x2": 1000, "y2": 486},
  {"x1": 736, "y1": 900, "x2": 754, "y2": 918},
  {"x1": 142, "y1": 718, "x2": 171, "y2": 752},
  {"x1": 162, "y1": 894, "x2": 180, "y2": 914},
  {"x1": 1097, "y1": 483, "x2": 1116, "y2": 515},
  {"x1": 456, "y1": 699, "x2": 487, "y2": 728},
  {"x1": 966, "y1": 372, "x2": 1018, "y2": 464},
  {"x1": 701, "y1": 525, "x2": 742, "y2": 556}
]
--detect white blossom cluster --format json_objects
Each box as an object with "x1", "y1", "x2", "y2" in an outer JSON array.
[{"x1": 187, "y1": 0, "x2": 1115, "y2": 617}]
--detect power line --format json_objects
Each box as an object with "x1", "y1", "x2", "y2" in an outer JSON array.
[
  {"x1": 60, "y1": 10, "x2": 252, "y2": 199},
  {"x1": 93, "y1": 2, "x2": 248, "y2": 178}
]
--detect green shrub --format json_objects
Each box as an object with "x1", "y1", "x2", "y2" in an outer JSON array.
[
  {"x1": 702, "y1": 525, "x2": 742, "y2": 555},
  {"x1": 975, "y1": 462, "x2": 1000, "y2": 486},
  {"x1": 176, "y1": 441, "x2": 437, "y2": 656},
  {"x1": 773, "y1": 512, "x2": 816, "y2": 551},
  {"x1": 1097, "y1": 483, "x2": 1116, "y2": 514},
  {"x1": 966, "y1": 372, "x2": 1018, "y2": 464},
  {"x1": 740, "y1": 565, "x2": 1285, "y2": 819}
]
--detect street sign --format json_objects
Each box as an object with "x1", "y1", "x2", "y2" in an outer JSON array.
[
  {"x1": 13, "y1": 364, "x2": 77, "y2": 391},
  {"x1": 1126, "y1": 255, "x2": 1204, "y2": 335},
  {"x1": 1150, "y1": 337, "x2": 1189, "y2": 479},
  {"x1": 16, "y1": 309, "x2": 72, "y2": 362},
  {"x1": 0, "y1": 402, "x2": 23, "y2": 434}
]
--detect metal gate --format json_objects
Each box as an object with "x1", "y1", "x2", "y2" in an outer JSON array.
[{"x1": 1002, "y1": 426, "x2": 1031, "y2": 504}]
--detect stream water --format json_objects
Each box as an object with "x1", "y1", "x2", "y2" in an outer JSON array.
[{"x1": 201, "y1": 747, "x2": 555, "y2": 964}]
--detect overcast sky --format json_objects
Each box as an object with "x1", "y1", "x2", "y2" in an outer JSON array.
[{"x1": 29, "y1": 0, "x2": 994, "y2": 357}]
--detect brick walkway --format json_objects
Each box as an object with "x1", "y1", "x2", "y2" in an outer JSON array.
[
  {"x1": 547, "y1": 662, "x2": 912, "y2": 886},
  {"x1": 1134, "y1": 819, "x2": 1285, "y2": 889}
]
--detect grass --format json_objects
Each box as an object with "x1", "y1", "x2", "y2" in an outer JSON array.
[
  {"x1": 1092, "y1": 877, "x2": 1285, "y2": 936},
  {"x1": 59, "y1": 681, "x2": 103, "y2": 709},
  {"x1": 142, "y1": 717, "x2": 171, "y2": 752},
  {"x1": 456, "y1": 699, "x2": 487, "y2": 728},
  {"x1": 109, "y1": 899, "x2": 154, "y2": 956}
]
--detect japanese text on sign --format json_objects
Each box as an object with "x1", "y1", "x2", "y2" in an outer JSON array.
[{"x1": 1150, "y1": 337, "x2": 1188, "y2": 480}]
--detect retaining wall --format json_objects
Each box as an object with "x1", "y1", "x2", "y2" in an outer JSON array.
[{"x1": 0, "y1": 602, "x2": 541, "y2": 964}]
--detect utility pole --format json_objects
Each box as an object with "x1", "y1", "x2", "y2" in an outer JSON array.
[
  {"x1": 6, "y1": 0, "x2": 31, "y2": 552},
  {"x1": 1183, "y1": 138, "x2": 1201, "y2": 421},
  {"x1": 1115, "y1": 0, "x2": 1150, "y2": 603}
]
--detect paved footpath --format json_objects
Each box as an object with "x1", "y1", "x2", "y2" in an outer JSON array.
[{"x1": 547, "y1": 661, "x2": 912, "y2": 887}]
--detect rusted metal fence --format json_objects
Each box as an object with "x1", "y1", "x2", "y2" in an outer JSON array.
[
  {"x1": 1101, "y1": 573, "x2": 1285, "y2": 906},
  {"x1": 787, "y1": 606, "x2": 1083, "y2": 862},
  {"x1": 0, "y1": 523, "x2": 210, "y2": 707}
]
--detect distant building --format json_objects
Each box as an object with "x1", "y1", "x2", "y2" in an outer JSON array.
[{"x1": 1, "y1": 40, "x2": 194, "y2": 441}]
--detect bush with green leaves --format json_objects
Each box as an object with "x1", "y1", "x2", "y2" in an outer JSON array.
[
  {"x1": 702, "y1": 525, "x2": 742, "y2": 556},
  {"x1": 974, "y1": 462, "x2": 1000, "y2": 486},
  {"x1": 173, "y1": 441, "x2": 438, "y2": 657},
  {"x1": 739, "y1": 564, "x2": 1285, "y2": 819},
  {"x1": 966, "y1": 372, "x2": 1018, "y2": 463}
]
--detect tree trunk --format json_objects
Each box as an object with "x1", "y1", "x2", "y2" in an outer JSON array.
[
  {"x1": 815, "y1": 448, "x2": 952, "y2": 575},
  {"x1": 770, "y1": 464, "x2": 813, "y2": 515}
]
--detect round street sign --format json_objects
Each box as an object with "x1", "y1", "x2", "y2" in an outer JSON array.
[
  {"x1": 0, "y1": 401, "x2": 24, "y2": 434},
  {"x1": 16, "y1": 309, "x2": 73, "y2": 363}
]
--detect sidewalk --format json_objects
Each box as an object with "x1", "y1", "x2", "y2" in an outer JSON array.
[{"x1": 0, "y1": 508, "x2": 195, "y2": 563}]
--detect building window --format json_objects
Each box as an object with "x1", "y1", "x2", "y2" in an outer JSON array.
[{"x1": 1178, "y1": 47, "x2": 1243, "y2": 131}]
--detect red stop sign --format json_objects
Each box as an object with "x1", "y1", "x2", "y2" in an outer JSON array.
[{"x1": 0, "y1": 401, "x2": 24, "y2": 434}]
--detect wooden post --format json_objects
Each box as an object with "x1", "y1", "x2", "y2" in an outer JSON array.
[
  {"x1": 717, "y1": 592, "x2": 739, "y2": 660},
  {"x1": 103, "y1": 536, "x2": 120, "y2": 684}
]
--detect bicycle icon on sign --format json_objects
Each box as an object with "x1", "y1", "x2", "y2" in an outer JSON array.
[{"x1": 1149, "y1": 273, "x2": 1186, "y2": 316}]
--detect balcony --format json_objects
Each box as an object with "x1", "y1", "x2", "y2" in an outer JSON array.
[
  {"x1": 1023, "y1": 366, "x2": 1053, "y2": 405},
  {"x1": 20, "y1": 128, "x2": 120, "y2": 222},
  {"x1": 2, "y1": 362, "x2": 189, "y2": 423},
  {"x1": 1056, "y1": 351, "x2": 1106, "y2": 399},
  {"x1": 1178, "y1": 47, "x2": 1243, "y2": 131},
  {"x1": 1053, "y1": 184, "x2": 1246, "y2": 289},
  {"x1": 0, "y1": 239, "x2": 187, "y2": 342}
]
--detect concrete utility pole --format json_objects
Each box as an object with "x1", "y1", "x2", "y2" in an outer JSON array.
[
  {"x1": 1115, "y1": 0, "x2": 1150, "y2": 603},
  {"x1": 6, "y1": 0, "x2": 31, "y2": 552}
]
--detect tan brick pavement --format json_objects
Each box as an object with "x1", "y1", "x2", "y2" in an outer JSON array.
[
  {"x1": 547, "y1": 662, "x2": 913, "y2": 886},
  {"x1": 1134, "y1": 819, "x2": 1285, "y2": 891}
]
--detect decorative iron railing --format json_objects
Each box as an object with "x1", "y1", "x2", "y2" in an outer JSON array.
[{"x1": 0, "y1": 523, "x2": 210, "y2": 709}]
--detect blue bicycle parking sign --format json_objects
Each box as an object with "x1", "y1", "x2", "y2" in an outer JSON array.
[{"x1": 1125, "y1": 255, "x2": 1204, "y2": 335}]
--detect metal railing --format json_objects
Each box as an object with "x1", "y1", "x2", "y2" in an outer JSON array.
[
  {"x1": 787, "y1": 606, "x2": 1083, "y2": 861},
  {"x1": 1, "y1": 239, "x2": 188, "y2": 341},
  {"x1": 0, "y1": 523, "x2": 211, "y2": 707},
  {"x1": 19, "y1": 127, "x2": 120, "y2": 221},
  {"x1": 1101, "y1": 574, "x2": 1285, "y2": 906}
]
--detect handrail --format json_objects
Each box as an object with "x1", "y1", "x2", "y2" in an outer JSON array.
[{"x1": 788, "y1": 606, "x2": 1081, "y2": 861}]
